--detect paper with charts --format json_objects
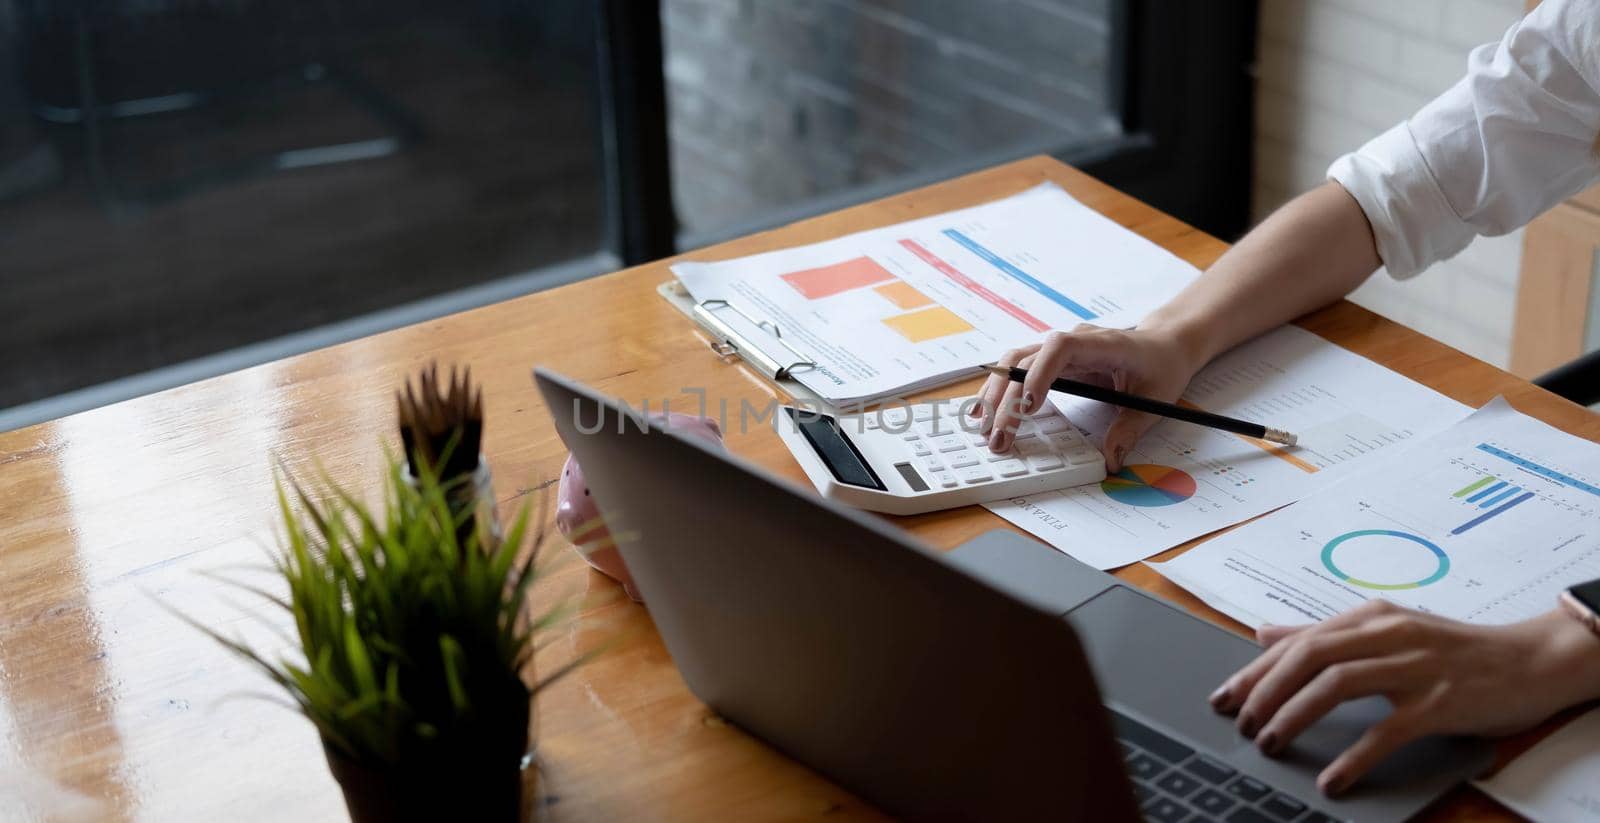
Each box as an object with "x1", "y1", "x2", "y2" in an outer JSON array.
[
  {"x1": 670, "y1": 183, "x2": 1198, "y2": 405},
  {"x1": 985, "y1": 325, "x2": 1470, "y2": 569},
  {"x1": 1475, "y1": 706, "x2": 1600, "y2": 823},
  {"x1": 1151, "y1": 398, "x2": 1600, "y2": 628}
]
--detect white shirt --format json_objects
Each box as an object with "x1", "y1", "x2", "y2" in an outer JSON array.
[{"x1": 1327, "y1": 0, "x2": 1600, "y2": 278}]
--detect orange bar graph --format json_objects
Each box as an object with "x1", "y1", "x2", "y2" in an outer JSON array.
[
  {"x1": 781, "y1": 257, "x2": 895, "y2": 299},
  {"x1": 882, "y1": 306, "x2": 974, "y2": 343},
  {"x1": 874, "y1": 280, "x2": 935, "y2": 310}
]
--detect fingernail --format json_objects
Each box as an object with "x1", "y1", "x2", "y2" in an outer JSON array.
[
  {"x1": 1321, "y1": 773, "x2": 1350, "y2": 797},
  {"x1": 1111, "y1": 445, "x2": 1128, "y2": 469},
  {"x1": 1208, "y1": 685, "x2": 1230, "y2": 709},
  {"x1": 1238, "y1": 714, "x2": 1259, "y2": 739},
  {"x1": 1257, "y1": 730, "x2": 1279, "y2": 755},
  {"x1": 1022, "y1": 391, "x2": 1035, "y2": 412}
]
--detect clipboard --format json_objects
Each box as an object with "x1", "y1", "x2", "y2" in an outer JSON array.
[{"x1": 657, "y1": 280, "x2": 843, "y2": 411}]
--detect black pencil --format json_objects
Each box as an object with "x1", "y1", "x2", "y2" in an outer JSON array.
[{"x1": 983, "y1": 365, "x2": 1298, "y2": 446}]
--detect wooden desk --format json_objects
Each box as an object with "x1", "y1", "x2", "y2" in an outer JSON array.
[{"x1": 1, "y1": 156, "x2": 1586, "y2": 821}]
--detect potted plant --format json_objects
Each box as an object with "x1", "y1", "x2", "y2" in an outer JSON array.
[{"x1": 191, "y1": 368, "x2": 587, "y2": 822}]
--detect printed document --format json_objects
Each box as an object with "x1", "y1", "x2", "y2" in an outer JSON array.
[
  {"x1": 1151, "y1": 398, "x2": 1600, "y2": 627},
  {"x1": 986, "y1": 325, "x2": 1469, "y2": 569},
  {"x1": 1476, "y1": 707, "x2": 1600, "y2": 823},
  {"x1": 671, "y1": 184, "x2": 1198, "y2": 405}
]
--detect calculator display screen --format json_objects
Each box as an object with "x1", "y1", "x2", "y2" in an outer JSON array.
[{"x1": 785, "y1": 408, "x2": 886, "y2": 490}]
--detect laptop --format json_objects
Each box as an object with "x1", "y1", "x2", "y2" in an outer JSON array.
[{"x1": 535, "y1": 369, "x2": 1491, "y2": 822}]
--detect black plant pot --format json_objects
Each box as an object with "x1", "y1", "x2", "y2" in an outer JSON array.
[{"x1": 321, "y1": 699, "x2": 533, "y2": 822}]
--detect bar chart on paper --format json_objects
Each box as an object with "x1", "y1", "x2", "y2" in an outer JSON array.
[
  {"x1": 671, "y1": 183, "x2": 1201, "y2": 404},
  {"x1": 1152, "y1": 399, "x2": 1600, "y2": 627}
]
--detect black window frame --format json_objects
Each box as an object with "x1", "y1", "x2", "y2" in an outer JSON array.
[{"x1": 596, "y1": 0, "x2": 1259, "y2": 267}]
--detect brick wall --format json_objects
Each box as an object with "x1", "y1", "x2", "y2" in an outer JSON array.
[
  {"x1": 662, "y1": 0, "x2": 1118, "y2": 239},
  {"x1": 1254, "y1": 0, "x2": 1527, "y2": 367}
]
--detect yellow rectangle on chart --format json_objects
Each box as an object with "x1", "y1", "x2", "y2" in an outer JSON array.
[
  {"x1": 882, "y1": 306, "x2": 973, "y2": 343},
  {"x1": 874, "y1": 280, "x2": 935, "y2": 310}
]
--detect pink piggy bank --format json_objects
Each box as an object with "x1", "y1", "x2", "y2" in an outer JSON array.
[{"x1": 555, "y1": 412, "x2": 724, "y2": 602}]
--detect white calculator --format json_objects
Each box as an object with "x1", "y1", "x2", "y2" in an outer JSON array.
[{"x1": 774, "y1": 396, "x2": 1107, "y2": 515}]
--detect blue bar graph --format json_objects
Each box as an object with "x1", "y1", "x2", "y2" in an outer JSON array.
[
  {"x1": 1452, "y1": 492, "x2": 1535, "y2": 535},
  {"x1": 1466, "y1": 481, "x2": 1507, "y2": 503},
  {"x1": 942, "y1": 229, "x2": 1098, "y2": 320},
  {"x1": 1479, "y1": 486, "x2": 1522, "y2": 508},
  {"x1": 1477, "y1": 444, "x2": 1600, "y2": 497}
]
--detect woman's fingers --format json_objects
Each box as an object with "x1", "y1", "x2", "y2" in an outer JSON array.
[
  {"x1": 1232, "y1": 625, "x2": 1396, "y2": 738},
  {"x1": 1211, "y1": 601, "x2": 1400, "y2": 714},
  {"x1": 976, "y1": 345, "x2": 1037, "y2": 433},
  {"x1": 1257, "y1": 623, "x2": 1307, "y2": 647},
  {"x1": 1101, "y1": 408, "x2": 1156, "y2": 473},
  {"x1": 1020, "y1": 327, "x2": 1139, "y2": 411},
  {"x1": 1254, "y1": 655, "x2": 1416, "y2": 757},
  {"x1": 1318, "y1": 713, "x2": 1422, "y2": 796},
  {"x1": 1210, "y1": 635, "x2": 1297, "y2": 713},
  {"x1": 988, "y1": 354, "x2": 1036, "y2": 451},
  {"x1": 1236, "y1": 614, "x2": 1421, "y2": 736},
  {"x1": 989, "y1": 326, "x2": 1143, "y2": 452}
]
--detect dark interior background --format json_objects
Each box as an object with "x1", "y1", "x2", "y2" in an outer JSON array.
[{"x1": 0, "y1": 0, "x2": 1253, "y2": 426}]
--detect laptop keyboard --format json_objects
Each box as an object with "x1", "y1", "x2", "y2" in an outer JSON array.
[{"x1": 1111, "y1": 710, "x2": 1340, "y2": 823}]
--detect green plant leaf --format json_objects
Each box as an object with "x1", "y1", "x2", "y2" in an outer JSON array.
[{"x1": 177, "y1": 447, "x2": 598, "y2": 765}]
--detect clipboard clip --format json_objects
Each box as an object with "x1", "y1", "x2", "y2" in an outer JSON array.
[{"x1": 693, "y1": 299, "x2": 818, "y2": 381}]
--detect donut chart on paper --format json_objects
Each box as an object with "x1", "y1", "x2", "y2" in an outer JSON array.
[
  {"x1": 1321, "y1": 529, "x2": 1450, "y2": 590},
  {"x1": 1100, "y1": 464, "x2": 1197, "y2": 507}
]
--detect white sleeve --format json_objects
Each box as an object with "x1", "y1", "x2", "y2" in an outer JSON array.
[{"x1": 1327, "y1": 0, "x2": 1600, "y2": 279}]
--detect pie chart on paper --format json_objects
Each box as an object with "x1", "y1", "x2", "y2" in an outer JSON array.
[{"x1": 1100, "y1": 464, "x2": 1197, "y2": 507}]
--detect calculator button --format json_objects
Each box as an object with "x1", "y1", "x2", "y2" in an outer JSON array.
[
  {"x1": 1015, "y1": 438, "x2": 1049, "y2": 456},
  {"x1": 916, "y1": 420, "x2": 954, "y2": 437},
  {"x1": 948, "y1": 451, "x2": 980, "y2": 469},
  {"x1": 920, "y1": 456, "x2": 945, "y2": 472},
  {"x1": 910, "y1": 441, "x2": 933, "y2": 457},
  {"x1": 1027, "y1": 453, "x2": 1065, "y2": 471},
  {"x1": 1045, "y1": 432, "x2": 1080, "y2": 450},
  {"x1": 881, "y1": 408, "x2": 908, "y2": 425},
  {"x1": 862, "y1": 415, "x2": 879, "y2": 430},
  {"x1": 995, "y1": 459, "x2": 1028, "y2": 477},
  {"x1": 1032, "y1": 416, "x2": 1071, "y2": 434},
  {"x1": 958, "y1": 466, "x2": 993, "y2": 484},
  {"x1": 1064, "y1": 445, "x2": 1102, "y2": 465},
  {"x1": 965, "y1": 432, "x2": 989, "y2": 446},
  {"x1": 912, "y1": 405, "x2": 934, "y2": 421},
  {"x1": 933, "y1": 435, "x2": 966, "y2": 452},
  {"x1": 986, "y1": 449, "x2": 1017, "y2": 463},
  {"x1": 935, "y1": 472, "x2": 958, "y2": 488}
]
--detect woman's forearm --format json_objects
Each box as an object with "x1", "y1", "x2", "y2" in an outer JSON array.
[
  {"x1": 1142, "y1": 181, "x2": 1382, "y2": 369},
  {"x1": 1523, "y1": 607, "x2": 1600, "y2": 710}
]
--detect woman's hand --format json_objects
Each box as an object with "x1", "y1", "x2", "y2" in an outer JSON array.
[
  {"x1": 1210, "y1": 600, "x2": 1600, "y2": 797},
  {"x1": 972, "y1": 324, "x2": 1204, "y2": 469}
]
